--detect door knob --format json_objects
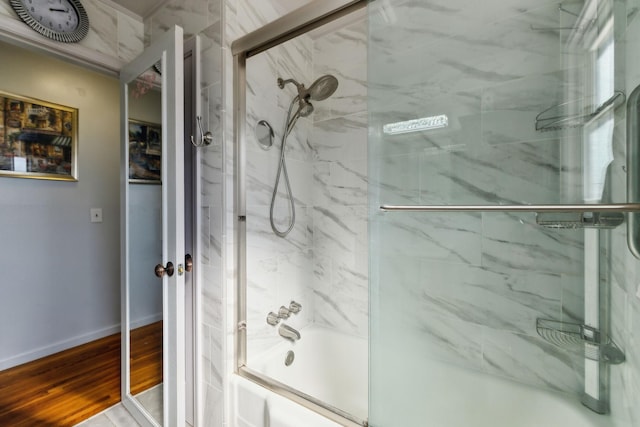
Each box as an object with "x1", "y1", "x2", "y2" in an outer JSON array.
[
  {"x1": 154, "y1": 262, "x2": 174, "y2": 278},
  {"x1": 185, "y1": 254, "x2": 193, "y2": 272}
]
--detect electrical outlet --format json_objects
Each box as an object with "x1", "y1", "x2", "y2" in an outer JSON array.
[{"x1": 90, "y1": 208, "x2": 103, "y2": 223}]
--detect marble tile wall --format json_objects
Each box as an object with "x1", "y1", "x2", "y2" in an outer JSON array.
[
  {"x1": 238, "y1": 2, "x2": 369, "y2": 356},
  {"x1": 369, "y1": 0, "x2": 613, "y2": 410},
  {"x1": 221, "y1": 2, "x2": 315, "y2": 426},
  {"x1": 144, "y1": 0, "x2": 221, "y2": 45},
  {"x1": 310, "y1": 15, "x2": 368, "y2": 338},
  {"x1": 243, "y1": 34, "x2": 315, "y2": 358},
  {"x1": 0, "y1": 0, "x2": 143, "y2": 63}
]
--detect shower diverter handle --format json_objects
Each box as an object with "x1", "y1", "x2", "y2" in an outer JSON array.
[
  {"x1": 289, "y1": 301, "x2": 302, "y2": 314},
  {"x1": 278, "y1": 306, "x2": 291, "y2": 319}
]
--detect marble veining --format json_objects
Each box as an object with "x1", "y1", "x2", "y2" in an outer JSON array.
[
  {"x1": 81, "y1": 0, "x2": 118, "y2": 58},
  {"x1": 117, "y1": 11, "x2": 144, "y2": 62}
]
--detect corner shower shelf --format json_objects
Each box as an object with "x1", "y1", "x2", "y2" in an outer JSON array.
[
  {"x1": 536, "y1": 318, "x2": 625, "y2": 365},
  {"x1": 535, "y1": 91, "x2": 626, "y2": 132},
  {"x1": 535, "y1": 211, "x2": 624, "y2": 229}
]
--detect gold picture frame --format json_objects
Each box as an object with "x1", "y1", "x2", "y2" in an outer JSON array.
[{"x1": 0, "y1": 90, "x2": 78, "y2": 181}]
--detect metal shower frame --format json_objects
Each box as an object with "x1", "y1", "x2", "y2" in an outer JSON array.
[
  {"x1": 231, "y1": 0, "x2": 640, "y2": 424},
  {"x1": 231, "y1": 1, "x2": 367, "y2": 427}
]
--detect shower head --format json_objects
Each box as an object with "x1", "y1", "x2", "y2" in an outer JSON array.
[
  {"x1": 277, "y1": 75, "x2": 339, "y2": 103},
  {"x1": 307, "y1": 75, "x2": 338, "y2": 101},
  {"x1": 297, "y1": 97, "x2": 314, "y2": 117}
]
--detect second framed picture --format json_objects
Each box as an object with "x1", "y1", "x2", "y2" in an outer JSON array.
[{"x1": 128, "y1": 119, "x2": 161, "y2": 184}]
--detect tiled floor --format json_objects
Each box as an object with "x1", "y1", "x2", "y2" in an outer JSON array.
[
  {"x1": 73, "y1": 404, "x2": 140, "y2": 427},
  {"x1": 74, "y1": 386, "x2": 162, "y2": 427}
]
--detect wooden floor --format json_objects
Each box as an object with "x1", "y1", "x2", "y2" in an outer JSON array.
[{"x1": 0, "y1": 322, "x2": 162, "y2": 427}]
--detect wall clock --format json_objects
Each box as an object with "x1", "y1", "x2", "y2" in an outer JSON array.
[{"x1": 10, "y1": 0, "x2": 90, "y2": 43}]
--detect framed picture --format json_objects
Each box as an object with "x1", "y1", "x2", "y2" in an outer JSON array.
[
  {"x1": 128, "y1": 119, "x2": 162, "y2": 184},
  {"x1": 0, "y1": 90, "x2": 78, "y2": 181}
]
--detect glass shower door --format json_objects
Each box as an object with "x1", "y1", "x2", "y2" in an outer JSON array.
[{"x1": 369, "y1": 1, "x2": 640, "y2": 426}]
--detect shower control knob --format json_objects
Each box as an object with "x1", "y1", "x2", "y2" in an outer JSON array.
[
  {"x1": 289, "y1": 301, "x2": 302, "y2": 314},
  {"x1": 278, "y1": 306, "x2": 291, "y2": 319},
  {"x1": 267, "y1": 312, "x2": 280, "y2": 326}
]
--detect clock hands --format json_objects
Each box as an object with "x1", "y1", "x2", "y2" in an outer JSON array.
[{"x1": 49, "y1": 8, "x2": 69, "y2": 12}]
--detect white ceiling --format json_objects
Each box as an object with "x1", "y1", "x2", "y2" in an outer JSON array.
[{"x1": 108, "y1": 0, "x2": 168, "y2": 19}]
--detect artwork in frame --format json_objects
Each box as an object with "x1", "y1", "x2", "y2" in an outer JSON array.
[
  {"x1": 0, "y1": 90, "x2": 78, "y2": 181},
  {"x1": 128, "y1": 119, "x2": 161, "y2": 184}
]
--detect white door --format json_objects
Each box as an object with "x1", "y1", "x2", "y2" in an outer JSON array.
[{"x1": 120, "y1": 25, "x2": 185, "y2": 427}]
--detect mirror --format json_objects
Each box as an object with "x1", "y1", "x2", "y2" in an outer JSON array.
[
  {"x1": 127, "y1": 63, "x2": 164, "y2": 424},
  {"x1": 255, "y1": 119, "x2": 274, "y2": 150}
]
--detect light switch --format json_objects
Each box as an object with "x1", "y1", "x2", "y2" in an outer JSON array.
[{"x1": 90, "y1": 208, "x2": 103, "y2": 223}]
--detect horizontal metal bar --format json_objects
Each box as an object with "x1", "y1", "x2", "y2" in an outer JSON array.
[
  {"x1": 231, "y1": 0, "x2": 365, "y2": 58},
  {"x1": 237, "y1": 368, "x2": 365, "y2": 427},
  {"x1": 380, "y1": 204, "x2": 640, "y2": 213}
]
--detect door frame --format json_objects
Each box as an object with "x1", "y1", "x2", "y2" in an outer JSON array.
[
  {"x1": 120, "y1": 25, "x2": 185, "y2": 427},
  {"x1": 183, "y1": 35, "x2": 202, "y2": 427}
]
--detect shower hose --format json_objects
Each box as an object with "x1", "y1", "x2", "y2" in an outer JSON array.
[{"x1": 270, "y1": 97, "x2": 302, "y2": 237}]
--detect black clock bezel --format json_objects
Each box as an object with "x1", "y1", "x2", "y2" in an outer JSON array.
[{"x1": 10, "y1": 0, "x2": 90, "y2": 43}]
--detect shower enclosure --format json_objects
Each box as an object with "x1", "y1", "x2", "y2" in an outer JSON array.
[
  {"x1": 369, "y1": 0, "x2": 640, "y2": 426},
  {"x1": 233, "y1": 0, "x2": 640, "y2": 426},
  {"x1": 233, "y1": 2, "x2": 368, "y2": 426}
]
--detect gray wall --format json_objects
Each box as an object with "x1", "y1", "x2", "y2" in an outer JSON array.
[{"x1": 0, "y1": 40, "x2": 121, "y2": 369}]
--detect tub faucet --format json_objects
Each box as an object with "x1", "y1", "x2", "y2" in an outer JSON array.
[{"x1": 278, "y1": 324, "x2": 301, "y2": 341}]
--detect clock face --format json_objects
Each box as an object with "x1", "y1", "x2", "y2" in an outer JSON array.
[{"x1": 10, "y1": 0, "x2": 90, "y2": 43}]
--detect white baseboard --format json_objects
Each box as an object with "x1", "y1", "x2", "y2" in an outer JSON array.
[
  {"x1": 130, "y1": 313, "x2": 163, "y2": 330},
  {"x1": 0, "y1": 312, "x2": 163, "y2": 371},
  {"x1": 0, "y1": 324, "x2": 121, "y2": 371}
]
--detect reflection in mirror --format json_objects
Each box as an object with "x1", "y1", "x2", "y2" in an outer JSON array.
[
  {"x1": 255, "y1": 119, "x2": 274, "y2": 150},
  {"x1": 128, "y1": 63, "x2": 164, "y2": 425}
]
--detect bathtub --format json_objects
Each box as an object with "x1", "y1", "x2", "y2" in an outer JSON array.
[
  {"x1": 240, "y1": 325, "x2": 368, "y2": 425},
  {"x1": 234, "y1": 325, "x2": 614, "y2": 427}
]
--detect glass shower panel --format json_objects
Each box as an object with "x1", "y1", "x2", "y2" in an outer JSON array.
[
  {"x1": 241, "y1": 10, "x2": 368, "y2": 423},
  {"x1": 368, "y1": 0, "x2": 629, "y2": 207},
  {"x1": 369, "y1": 0, "x2": 640, "y2": 426}
]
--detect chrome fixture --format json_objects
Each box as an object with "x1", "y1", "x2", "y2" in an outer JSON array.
[
  {"x1": 536, "y1": 212, "x2": 624, "y2": 229},
  {"x1": 191, "y1": 115, "x2": 213, "y2": 147},
  {"x1": 266, "y1": 301, "x2": 302, "y2": 325},
  {"x1": 535, "y1": 91, "x2": 625, "y2": 132},
  {"x1": 380, "y1": 204, "x2": 640, "y2": 213},
  {"x1": 278, "y1": 305, "x2": 291, "y2": 319},
  {"x1": 267, "y1": 312, "x2": 280, "y2": 326},
  {"x1": 289, "y1": 301, "x2": 302, "y2": 314},
  {"x1": 255, "y1": 119, "x2": 274, "y2": 150},
  {"x1": 285, "y1": 350, "x2": 295, "y2": 366},
  {"x1": 627, "y1": 84, "x2": 640, "y2": 259},
  {"x1": 536, "y1": 318, "x2": 625, "y2": 364},
  {"x1": 279, "y1": 324, "x2": 301, "y2": 341},
  {"x1": 270, "y1": 75, "x2": 339, "y2": 237}
]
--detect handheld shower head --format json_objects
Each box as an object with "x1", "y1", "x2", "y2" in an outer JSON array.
[
  {"x1": 306, "y1": 75, "x2": 339, "y2": 101},
  {"x1": 277, "y1": 75, "x2": 339, "y2": 104},
  {"x1": 297, "y1": 97, "x2": 314, "y2": 117}
]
